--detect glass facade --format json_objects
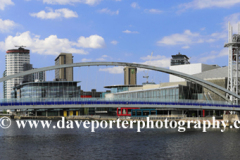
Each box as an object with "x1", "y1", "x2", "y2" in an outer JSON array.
[
  {"x1": 11, "y1": 81, "x2": 80, "y2": 99},
  {"x1": 113, "y1": 85, "x2": 197, "y2": 101},
  {"x1": 111, "y1": 87, "x2": 129, "y2": 93}
]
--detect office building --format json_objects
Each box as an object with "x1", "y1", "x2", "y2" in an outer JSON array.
[
  {"x1": 23, "y1": 63, "x2": 34, "y2": 83},
  {"x1": 4, "y1": 47, "x2": 30, "y2": 99},
  {"x1": 11, "y1": 81, "x2": 80, "y2": 99},
  {"x1": 169, "y1": 63, "x2": 220, "y2": 82},
  {"x1": 55, "y1": 53, "x2": 73, "y2": 81},
  {"x1": 124, "y1": 67, "x2": 137, "y2": 85},
  {"x1": 23, "y1": 63, "x2": 46, "y2": 83},
  {"x1": 33, "y1": 71, "x2": 46, "y2": 82}
]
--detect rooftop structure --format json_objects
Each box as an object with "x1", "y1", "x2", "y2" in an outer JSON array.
[{"x1": 170, "y1": 52, "x2": 190, "y2": 66}]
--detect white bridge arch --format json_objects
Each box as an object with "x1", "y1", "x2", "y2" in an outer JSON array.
[{"x1": 0, "y1": 62, "x2": 237, "y2": 101}]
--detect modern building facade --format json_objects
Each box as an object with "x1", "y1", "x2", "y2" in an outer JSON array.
[
  {"x1": 23, "y1": 63, "x2": 33, "y2": 83},
  {"x1": 55, "y1": 53, "x2": 73, "y2": 81},
  {"x1": 33, "y1": 71, "x2": 46, "y2": 82},
  {"x1": 3, "y1": 70, "x2": 6, "y2": 98},
  {"x1": 170, "y1": 52, "x2": 190, "y2": 66},
  {"x1": 11, "y1": 81, "x2": 80, "y2": 99},
  {"x1": 4, "y1": 47, "x2": 30, "y2": 98},
  {"x1": 124, "y1": 67, "x2": 137, "y2": 85},
  {"x1": 23, "y1": 63, "x2": 46, "y2": 83},
  {"x1": 169, "y1": 63, "x2": 220, "y2": 82}
]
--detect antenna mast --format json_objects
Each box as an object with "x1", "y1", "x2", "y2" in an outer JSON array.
[
  {"x1": 143, "y1": 52, "x2": 153, "y2": 83},
  {"x1": 225, "y1": 22, "x2": 240, "y2": 104}
]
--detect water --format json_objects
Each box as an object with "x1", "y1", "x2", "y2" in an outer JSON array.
[{"x1": 0, "y1": 119, "x2": 240, "y2": 160}]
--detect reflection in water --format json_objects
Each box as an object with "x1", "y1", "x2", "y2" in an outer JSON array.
[{"x1": 0, "y1": 120, "x2": 240, "y2": 159}]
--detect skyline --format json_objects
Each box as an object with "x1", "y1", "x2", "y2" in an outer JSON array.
[{"x1": 0, "y1": 0, "x2": 240, "y2": 92}]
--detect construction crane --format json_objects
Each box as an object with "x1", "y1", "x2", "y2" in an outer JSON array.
[{"x1": 143, "y1": 52, "x2": 153, "y2": 83}]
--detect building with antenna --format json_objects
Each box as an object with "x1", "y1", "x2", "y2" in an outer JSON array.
[{"x1": 4, "y1": 46, "x2": 30, "y2": 98}]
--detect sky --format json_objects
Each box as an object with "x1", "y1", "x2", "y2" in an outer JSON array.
[{"x1": 0, "y1": 0, "x2": 240, "y2": 93}]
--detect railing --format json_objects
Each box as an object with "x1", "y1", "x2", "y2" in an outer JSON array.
[{"x1": 0, "y1": 98, "x2": 239, "y2": 108}]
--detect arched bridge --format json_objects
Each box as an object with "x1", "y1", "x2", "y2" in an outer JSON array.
[{"x1": 0, "y1": 62, "x2": 238, "y2": 102}]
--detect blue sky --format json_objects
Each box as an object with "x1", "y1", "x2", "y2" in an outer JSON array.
[{"x1": 0, "y1": 0, "x2": 240, "y2": 93}]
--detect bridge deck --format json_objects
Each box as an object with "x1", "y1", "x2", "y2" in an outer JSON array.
[{"x1": 1, "y1": 100, "x2": 239, "y2": 111}]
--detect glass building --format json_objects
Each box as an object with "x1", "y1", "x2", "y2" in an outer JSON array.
[
  {"x1": 104, "y1": 85, "x2": 143, "y2": 94},
  {"x1": 11, "y1": 81, "x2": 80, "y2": 99},
  {"x1": 111, "y1": 85, "x2": 201, "y2": 101}
]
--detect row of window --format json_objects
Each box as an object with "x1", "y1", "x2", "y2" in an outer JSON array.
[{"x1": 114, "y1": 88, "x2": 180, "y2": 99}]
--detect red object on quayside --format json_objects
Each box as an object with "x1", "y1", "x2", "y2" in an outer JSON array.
[{"x1": 117, "y1": 107, "x2": 140, "y2": 116}]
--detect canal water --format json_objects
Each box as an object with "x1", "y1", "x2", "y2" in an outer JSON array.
[{"x1": 0, "y1": 119, "x2": 240, "y2": 160}]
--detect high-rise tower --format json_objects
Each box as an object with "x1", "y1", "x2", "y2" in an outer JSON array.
[
  {"x1": 55, "y1": 53, "x2": 73, "y2": 81},
  {"x1": 4, "y1": 47, "x2": 30, "y2": 98},
  {"x1": 224, "y1": 22, "x2": 240, "y2": 103},
  {"x1": 124, "y1": 67, "x2": 137, "y2": 85}
]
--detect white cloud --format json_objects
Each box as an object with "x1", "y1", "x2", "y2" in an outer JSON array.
[
  {"x1": 81, "y1": 58, "x2": 92, "y2": 62},
  {"x1": 0, "y1": 19, "x2": 17, "y2": 33},
  {"x1": 182, "y1": 45, "x2": 190, "y2": 49},
  {"x1": 142, "y1": 59, "x2": 170, "y2": 68},
  {"x1": 200, "y1": 27, "x2": 206, "y2": 31},
  {"x1": 140, "y1": 55, "x2": 166, "y2": 61},
  {"x1": 30, "y1": 8, "x2": 78, "y2": 19},
  {"x1": 0, "y1": 0, "x2": 14, "y2": 10},
  {"x1": 122, "y1": 30, "x2": 139, "y2": 34},
  {"x1": 100, "y1": 55, "x2": 170, "y2": 74},
  {"x1": 98, "y1": 8, "x2": 119, "y2": 15},
  {"x1": 179, "y1": 0, "x2": 240, "y2": 11},
  {"x1": 157, "y1": 30, "x2": 201, "y2": 46},
  {"x1": 131, "y1": 2, "x2": 140, "y2": 9},
  {"x1": 111, "y1": 40, "x2": 118, "y2": 45},
  {"x1": 99, "y1": 66, "x2": 124, "y2": 74},
  {"x1": 0, "y1": 31, "x2": 105, "y2": 55},
  {"x1": 77, "y1": 35, "x2": 106, "y2": 48},
  {"x1": 197, "y1": 48, "x2": 228, "y2": 63},
  {"x1": 96, "y1": 57, "x2": 106, "y2": 61},
  {"x1": 42, "y1": 0, "x2": 101, "y2": 5},
  {"x1": 224, "y1": 13, "x2": 240, "y2": 33},
  {"x1": 141, "y1": 55, "x2": 170, "y2": 68},
  {"x1": 144, "y1": 9, "x2": 162, "y2": 14},
  {"x1": 96, "y1": 55, "x2": 109, "y2": 61},
  {"x1": 157, "y1": 29, "x2": 226, "y2": 46}
]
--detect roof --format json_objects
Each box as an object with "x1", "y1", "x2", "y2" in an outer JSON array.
[
  {"x1": 104, "y1": 84, "x2": 143, "y2": 88},
  {"x1": 193, "y1": 66, "x2": 228, "y2": 79},
  {"x1": 7, "y1": 47, "x2": 30, "y2": 54},
  {"x1": 55, "y1": 53, "x2": 72, "y2": 61},
  {"x1": 171, "y1": 52, "x2": 189, "y2": 59},
  {"x1": 114, "y1": 85, "x2": 180, "y2": 94},
  {"x1": 13, "y1": 81, "x2": 81, "y2": 89}
]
